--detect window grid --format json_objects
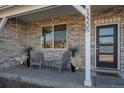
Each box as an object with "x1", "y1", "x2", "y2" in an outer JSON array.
[{"x1": 41, "y1": 24, "x2": 67, "y2": 49}]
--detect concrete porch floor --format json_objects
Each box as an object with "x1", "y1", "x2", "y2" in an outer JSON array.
[{"x1": 0, "y1": 66, "x2": 124, "y2": 88}]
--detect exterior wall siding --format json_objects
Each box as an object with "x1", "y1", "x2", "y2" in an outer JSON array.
[
  {"x1": 0, "y1": 19, "x2": 27, "y2": 68},
  {"x1": 1, "y1": 6, "x2": 124, "y2": 71},
  {"x1": 25, "y1": 16, "x2": 85, "y2": 69}
]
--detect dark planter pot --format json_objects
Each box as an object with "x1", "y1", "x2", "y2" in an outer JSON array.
[
  {"x1": 26, "y1": 52, "x2": 31, "y2": 67},
  {"x1": 71, "y1": 63, "x2": 75, "y2": 72},
  {"x1": 27, "y1": 58, "x2": 30, "y2": 67}
]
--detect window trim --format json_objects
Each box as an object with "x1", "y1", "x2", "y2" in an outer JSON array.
[{"x1": 41, "y1": 23, "x2": 68, "y2": 50}]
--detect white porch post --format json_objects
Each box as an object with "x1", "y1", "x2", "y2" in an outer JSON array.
[
  {"x1": 72, "y1": 5, "x2": 92, "y2": 87},
  {"x1": 0, "y1": 17, "x2": 8, "y2": 32},
  {"x1": 84, "y1": 5, "x2": 92, "y2": 86}
]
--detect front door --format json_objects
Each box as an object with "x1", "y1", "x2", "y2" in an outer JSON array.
[{"x1": 96, "y1": 24, "x2": 118, "y2": 68}]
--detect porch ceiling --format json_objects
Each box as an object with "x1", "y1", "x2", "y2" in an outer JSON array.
[
  {"x1": 16, "y1": 5, "x2": 121, "y2": 22},
  {"x1": 16, "y1": 5, "x2": 80, "y2": 22}
]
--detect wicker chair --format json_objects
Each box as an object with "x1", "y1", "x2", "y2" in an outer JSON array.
[
  {"x1": 54, "y1": 51, "x2": 70, "y2": 72},
  {"x1": 30, "y1": 52, "x2": 44, "y2": 69}
]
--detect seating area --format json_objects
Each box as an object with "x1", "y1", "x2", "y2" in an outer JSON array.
[
  {"x1": 30, "y1": 51, "x2": 71, "y2": 72},
  {"x1": 30, "y1": 52, "x2": 44, "y2": 69}
]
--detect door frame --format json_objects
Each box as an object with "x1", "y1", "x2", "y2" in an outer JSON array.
[{"x1": 95, "y1": 22, "x2": 120, "y2": 70}]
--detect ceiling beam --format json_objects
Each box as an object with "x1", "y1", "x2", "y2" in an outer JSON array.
[
  {"x1": 72, "y1": 5, "x2": 86, "y2": 16},
  {"x1": 0, "y1": 17, "x2": 8, "y2": 32}
]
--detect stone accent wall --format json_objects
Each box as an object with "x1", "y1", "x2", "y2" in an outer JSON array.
[
  {"x1": 25, "y1": 16, "x2": 85, "y2": 69},
  {"x1": 24, "y1": 6, "x2": 124, "y2": 71},
  {"x1": 1, "y1": 6, "x2": 124, "y2": 71},
  {"x1": 0, "y1": 19, "x2": 27, "y2": 68}
]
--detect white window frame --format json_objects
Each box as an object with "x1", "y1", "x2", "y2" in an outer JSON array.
[{"x1": 41, "y1": 23, "x2": 68, "y2": 50}]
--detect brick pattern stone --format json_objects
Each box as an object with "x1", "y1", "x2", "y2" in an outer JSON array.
[
  {"x1": 0, "y1": 19, "x2": 27, "y2": 69},
  {"x1": 1, "y1": 6, "x2": 124, "y2": 71},
  {"x1": 25, "y1": 16, "x2": 85, "y2": 69}
]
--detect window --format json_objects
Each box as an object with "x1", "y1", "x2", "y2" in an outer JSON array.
[
  {"x1": 54, "y1": 24, "x2": 66, "y2": 48},
  {"x1": 42, "y1": 26, "x2": 53, "y2": 48},
  {"x1": 42, "y1": 24, "x2": 67, "y2": 49}
]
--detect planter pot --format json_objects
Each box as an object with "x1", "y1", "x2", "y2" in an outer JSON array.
[
  {"x1": 26, "y1": 52, "x2": 31, "y2": 67},
  {"x1": 27, "y1": 58, "x2": 30, "y2": 67},
  {"x1": 71, "y1": 63, "x2": 75, "y2": 72}
]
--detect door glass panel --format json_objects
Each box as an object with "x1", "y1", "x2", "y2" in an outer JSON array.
[
  {"x1": 99, "y1": 37, "x2": 113, "y2": 44},
  {"x1": 99, "y1": 55, "x2": 114, "y2": 62},
  {"x1": 99, "y1": 27, "x2": 114, "y2": 36},
  {"x1": 99, "y1": 46, "x2": 114, "y2": 53}
]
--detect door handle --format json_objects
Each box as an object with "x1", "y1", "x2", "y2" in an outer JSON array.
[
  {"x1": 96, "y1": 47, "x2": 99, "y2": 50},
  {"x1": 96, "y1": 47, "x2": 99, "y2": 54}
]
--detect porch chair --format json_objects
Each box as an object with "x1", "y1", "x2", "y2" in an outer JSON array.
[
  {"x1": 53, "y1": 51, "x2": 70, "y2": 72},
  {"x1": 30, "y1": 52, "x2": 44, "y2": 69}
]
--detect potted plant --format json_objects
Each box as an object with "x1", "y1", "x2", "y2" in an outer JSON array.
[
  {"x1": 68, "y1": 47, "x2": 78, "y2": 72},
  {"x1": 23, "y1": 46, "x2": 33, "y2": 67}
]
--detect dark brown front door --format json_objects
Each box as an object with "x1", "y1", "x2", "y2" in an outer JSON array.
[{"x1": 96, "y1": 24, "x2": 117, "y2": 68}]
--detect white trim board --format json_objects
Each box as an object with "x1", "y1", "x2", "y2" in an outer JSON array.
[
  {"x1": 0, "y1": 17, "x2": 8, "y2": 32},
  {"x1": 95, "y1": 22, "x2": 120, "y2": 71},
  {"x1": 72, "y1": 5, "x2": 86, "y2": 16}
]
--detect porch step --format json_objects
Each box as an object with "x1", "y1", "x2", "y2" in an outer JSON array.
[
  {"x1": 95, "y1": 68, "x2": 120, "y2": 78},
  {"x1": 95, "y1": 68, "x2": 119, "y2": 74},
  {"x1": 118, "y1": 72, "x2": 124, "y2": 79}
]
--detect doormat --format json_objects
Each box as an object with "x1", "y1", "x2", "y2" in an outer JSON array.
[{"x1": 96, "y1": 72, "x2": 120, "y2": 78}]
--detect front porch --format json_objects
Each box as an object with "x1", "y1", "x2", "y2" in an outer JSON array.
[
  {"x1": 0, "y1": 66, "x2": 124, "y2": 88},
  {"x1": 1, "y1": 5, "x2": 124, "y2": 87}
]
